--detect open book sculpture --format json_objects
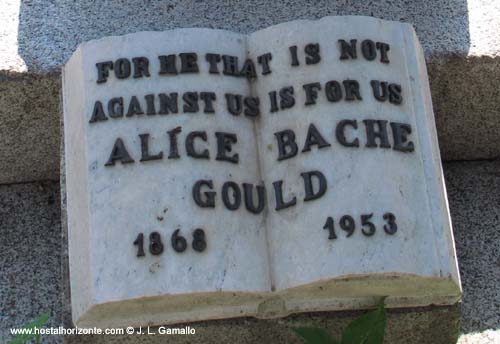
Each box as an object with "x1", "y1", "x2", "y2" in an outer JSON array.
[{"x1": 63, "y1": 16, "x2": 461, "y2": 328}]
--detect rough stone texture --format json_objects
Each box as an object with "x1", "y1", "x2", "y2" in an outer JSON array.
[
  {"x1": 0, "y1": 72, "x2": 60, "y2": 184},
  {"x1": 62, "y1": 305, "x2": 461, "y2": 344},
  {"x1": 429, "y1": 56, "x2": 500, "y2": 161},
  {"x1": 444, "y1": 161, "x2": 500, "y2": 334},
  {"x1": 4, "y1": 0, "x2": 498, "y2": 73},
  {"x1": 452, "y1": 160, "x2": 500, "y2": 343},
  {"x1": 0, "y1": 180, "x2": 62, "y2": 344}
]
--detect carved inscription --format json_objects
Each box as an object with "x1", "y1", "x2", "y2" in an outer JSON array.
[
  {"x1": 86, "y1": 39, "x2": 414, "y2": 258},
  {"x1": 323, "y1": 212, "x2": 398, "y2": 240},
  {"x1": 133, "y1": 229, "x2": 207, "y2": 257}
]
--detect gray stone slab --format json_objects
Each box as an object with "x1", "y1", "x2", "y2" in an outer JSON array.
[
  {"x1": 8, "y1": 0, "x2": 497, "y2": 73},
  {"x1": 444, "y1": 160, "x2": 500, "y2": 334},
  {"x1": 3, "y1": 0, "x2": 500, "y2": 73},
  {"x1": 0, "y1": 72, "x2": 60, "y2": 184},
  {"x1": 429, "y1": 57, "x2": 500, "y2": 161},
  {"x1": 0, "y1": 180, "x2": 62, "y2": 344}
]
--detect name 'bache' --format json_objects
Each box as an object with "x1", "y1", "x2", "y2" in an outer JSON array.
[{"x1": 86, "y1": 39, "x2": 414, "y2": 214}]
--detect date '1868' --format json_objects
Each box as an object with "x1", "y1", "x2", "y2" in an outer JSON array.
[{"x1": 133, "y1": 228, "x2": 207, "y2": 257}]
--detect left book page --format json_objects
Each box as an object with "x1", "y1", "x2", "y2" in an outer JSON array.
[{"x1": 63, "y1": 29, "x2": 271, "y2": 327}]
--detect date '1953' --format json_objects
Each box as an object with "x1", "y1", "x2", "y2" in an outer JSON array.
[{"x1": 323, "y1": 212, "x2": 397, "y2": 240}]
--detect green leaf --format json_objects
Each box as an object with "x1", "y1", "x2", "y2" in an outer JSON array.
[
  {"x1": 8, "y1": 312, "x2": 50, "y2": 344},
  {"x1": 341, "y1": 298, "x2": 387, "y2": 344},
  {"x1": 293, "y1": 327, "x2": 340, "y2": 344}
]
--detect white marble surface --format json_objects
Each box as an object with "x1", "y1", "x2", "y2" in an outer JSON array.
[
  {"x1": 63, "y1": 29, "x2": 272, "y2": 326},
  {"x1": 63, "y1": 16, "x2": 461, "y2": 328},
  {"x1": 249, "y1": 16, "x2": 461, "y2": 293}
]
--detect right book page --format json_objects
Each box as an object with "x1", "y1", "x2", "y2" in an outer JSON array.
[{"x1": 248, "y1": 16, "x2": 460, "y2": 310}]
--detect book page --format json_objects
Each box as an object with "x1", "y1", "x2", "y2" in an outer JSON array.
[
  {"x1": 63, "y1": 29, "x2": 271, "y2": 327},
  {"x1": 248, "y1": 16, "x2": 460, "y2": 299}
]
